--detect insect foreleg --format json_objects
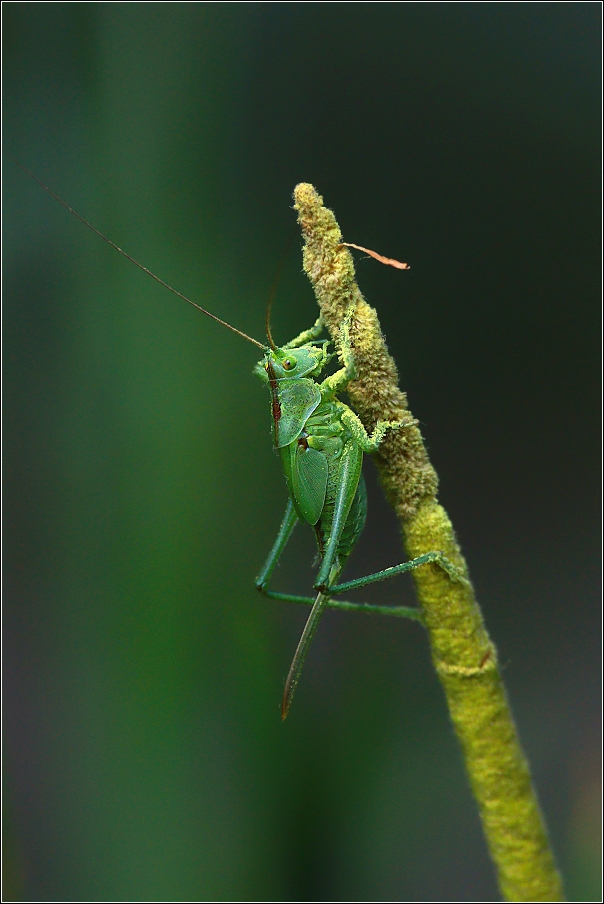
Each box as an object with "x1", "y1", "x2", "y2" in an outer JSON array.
[
  {"x1": 255, "y1": 498, "x2": 298, "y2": 592},
  {"x1": 319, "y1": 304, "x2": 357, "y2": 396},
  {"x1": 283, "y1": 315, "x2": 324, "y2": 349}
]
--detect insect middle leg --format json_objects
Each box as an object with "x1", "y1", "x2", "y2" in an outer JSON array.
[
  {"x1": 255, "y1": 496, "x2": 428, "y2": 617},
  {"x1": 255, "y1": 498, "x2": 298, "y2": 592}
]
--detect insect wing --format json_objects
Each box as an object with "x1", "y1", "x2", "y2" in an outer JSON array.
[
  {"x1": 292, "y1": 445, "x2": 328, "y2": 525},
  {"x1": 273, "y1": 379, "x2": 321, "y2": 448}
]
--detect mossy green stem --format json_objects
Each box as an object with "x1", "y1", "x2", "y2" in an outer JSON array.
[{"x1": 293, "y1": 183, "x2": 564, "y2": 902}]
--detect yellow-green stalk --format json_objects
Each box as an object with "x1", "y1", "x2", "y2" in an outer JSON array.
[{"x1": 293, "y1": 183, "x2": 564, "y2": 903}]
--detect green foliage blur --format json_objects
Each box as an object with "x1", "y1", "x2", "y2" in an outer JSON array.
[{"x1": 4, "y1": 5, "x2": 600, "y2": 901}]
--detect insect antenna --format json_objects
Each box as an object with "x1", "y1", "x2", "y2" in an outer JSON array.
[
  {"x1": 13, "y1": 158, "x2": 265, "y2": 349},
  {"x1": 265, "y1": 227, "x2": 297, "y2": 351}
]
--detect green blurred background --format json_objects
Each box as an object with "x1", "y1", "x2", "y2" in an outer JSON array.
[{"x1": 3, "y1": 4, "x2": 600, "y2": 901}]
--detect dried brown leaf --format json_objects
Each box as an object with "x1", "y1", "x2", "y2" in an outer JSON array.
[{"x1": 338, "y1": 242, "x2": 410, "y2": 270}]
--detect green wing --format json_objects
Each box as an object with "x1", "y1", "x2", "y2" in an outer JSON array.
[
  {"x1": 291, "y1": 445, "x2": 328, "y2": 525},
  {"x1": 273, "y1": 379, "x2": 321, "y2": 448}
]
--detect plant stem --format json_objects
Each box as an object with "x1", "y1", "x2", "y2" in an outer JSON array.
[{"x1": 293, "y1": 183, "x2": 564, "y2": 902}]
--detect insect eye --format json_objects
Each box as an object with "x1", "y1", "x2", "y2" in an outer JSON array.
[{"x1": 282, "y1": 357, "x2": 296, "y2": 370}]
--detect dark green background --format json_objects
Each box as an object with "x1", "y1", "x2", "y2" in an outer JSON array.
[{"x1": 4, "y1": 4, "x2": 600, "y2": 901}]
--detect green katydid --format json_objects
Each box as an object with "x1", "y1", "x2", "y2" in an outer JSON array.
[
  {"x1": 16, "y1": 161, "x2": 461, "y2": 719},
  {"x1": 253, "y1": 310, "x2": 447, "y2": 719}
]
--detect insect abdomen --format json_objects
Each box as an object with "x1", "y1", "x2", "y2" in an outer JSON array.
[
  {"x1": 312, "y1": 437, "x2": 365, "y2": 568},
  {"x1": 336, "y1": 471, "x2": 367, "y2": 562}
]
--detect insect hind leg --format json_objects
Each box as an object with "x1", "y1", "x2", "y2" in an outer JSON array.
[
  {"x1": 330, "y1": 551, "x2": 469, "y2": 595},
  {"x1": 255, "y1": 587, "x2": 424, "y2": 621}
]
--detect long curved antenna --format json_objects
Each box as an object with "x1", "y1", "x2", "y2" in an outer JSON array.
[
  {"x1": 265, "y1": 227, "x2": 297, "y2": 351},
  {"x1": 13, "y1": 158, "x2": 265, "y2": 350}
]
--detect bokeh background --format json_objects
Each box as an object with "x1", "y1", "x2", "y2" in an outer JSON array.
[{"x1": 3, "y1": 4, "x2": 600, "y2": 901}]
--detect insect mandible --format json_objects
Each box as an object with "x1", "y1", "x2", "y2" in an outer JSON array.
[{"x1": 16, "y1": 161, "x2": 452, "y2": 719}]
